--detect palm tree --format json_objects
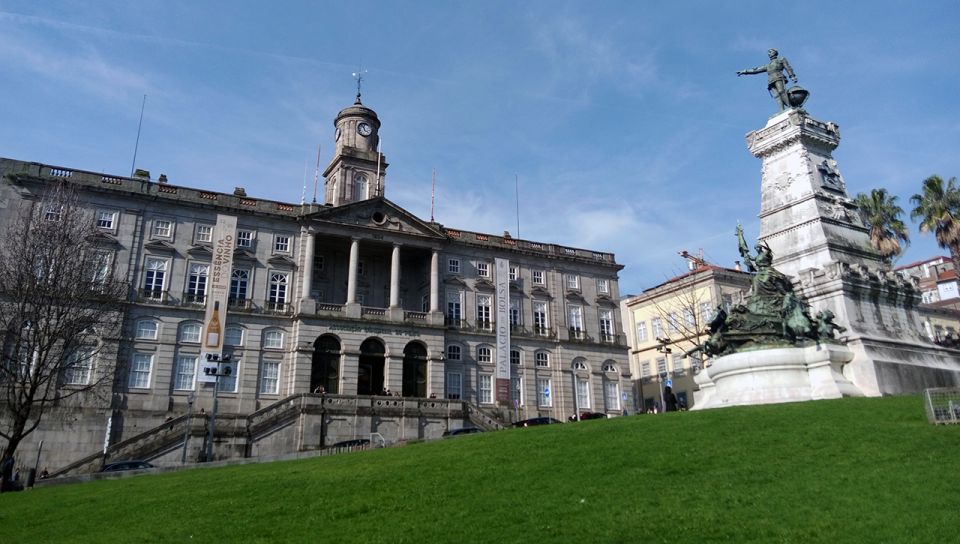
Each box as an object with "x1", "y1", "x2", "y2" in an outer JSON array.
[
  {"x1": 854, "y1": 188, "x2": 910, "y2": 262},
  {"x1": 910, "y1": 175, "x2": 960, "y2": 273}
]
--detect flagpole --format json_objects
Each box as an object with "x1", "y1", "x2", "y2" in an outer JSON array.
[
  {"x1": 515, "y1": 173, "x2": 521, "y2": 238},
  {"x1": 375, "y1": 137, "x2": 382, "y2": 196},
  {"x1": 431, "y1": 168, "x2": 436, "y2": 222}
]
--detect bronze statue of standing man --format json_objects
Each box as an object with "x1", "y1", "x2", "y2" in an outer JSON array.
[{"x1": 737, "y1": 49, "x2": 798, "y2": 111}]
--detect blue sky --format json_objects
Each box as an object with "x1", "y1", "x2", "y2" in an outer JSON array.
[{"x1": 1, "y1": 1, "x2": 957, "y2": 295}]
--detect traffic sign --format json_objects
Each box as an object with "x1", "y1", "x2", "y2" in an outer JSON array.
[{"x1": 665, "y1": 379, "x2": 673, "y2": 388}]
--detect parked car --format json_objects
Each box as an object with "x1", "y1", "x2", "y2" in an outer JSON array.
[
  {"x1": 329, "y1": 438, "x2": 371, "y2": 449},
  {"x1": 100, "y1": 460, "x2": 154, "y2": 472},
  {"x1": 442, "y1": 427, "x2": 483, "y2": 437},
  {"x1": 568, "y1": 412, "x2": 608, "y2": 421},
  {"x1": 513, "y1": 417, "x2": 562, "y2": 428}
]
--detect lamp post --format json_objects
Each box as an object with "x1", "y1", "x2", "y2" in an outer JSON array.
[
  {"x1": 203, "y1": 354, "x2": 232, "y2": 462},
  {"x1": 180, "y1": 392, "x2": 196, "y2": 464},
  {"x1": 656, "y1": 338, "x2": 672, "y2": 413}
]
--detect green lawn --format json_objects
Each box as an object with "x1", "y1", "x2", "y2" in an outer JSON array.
[{"x1": 2, "y1": 395, "x2": 958, "y2": 543}]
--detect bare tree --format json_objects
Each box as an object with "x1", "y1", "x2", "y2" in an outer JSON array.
[
  {"x1": 0, "y1": 180, "x2": 126, "y2": 488},
  {"x1": 650, "y1": 272, "x2": 715, "y2": 367}
]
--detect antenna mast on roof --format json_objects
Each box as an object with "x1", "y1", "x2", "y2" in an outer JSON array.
[
  {"x1": 431, "y1": 168, "x2": 436, "y2": 222},
  {"x1": 129, "y1": 94, "x2": 147, "y2": 177},
  {"x1": 312, "y1": 144, "x2": 321, "y2": 204},
  {"x1": 515, "y1": 173, "x2": 521, "y2": 238}
]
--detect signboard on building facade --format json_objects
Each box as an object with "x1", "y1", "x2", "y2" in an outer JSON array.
[
  {"x1": 198, "y1": 214, "x2": 237, "y2": 382},
  {"x1": 495, "y1": 258, "x2": 511, "y2": 402}
]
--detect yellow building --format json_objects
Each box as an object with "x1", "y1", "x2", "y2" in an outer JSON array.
[{"x1": 620, "y1": 261, "x2": 752, "y2": 411}]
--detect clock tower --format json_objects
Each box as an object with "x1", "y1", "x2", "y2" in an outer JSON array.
[{"x1": 323, "y1": 94, "x2": 388, "y2": 206}]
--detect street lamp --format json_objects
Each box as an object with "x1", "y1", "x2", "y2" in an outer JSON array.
[
  {"x1": 656, "y1": 338, "x2": 672, "y2": 413},
  {"x1": 203, "y1": 354, "x2": 232, "y2": 462},
  {"x1": 180, "y1": 391, "x2": 196, "y2": 464}
]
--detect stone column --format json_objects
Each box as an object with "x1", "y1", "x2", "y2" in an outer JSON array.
[
  {"x1": 430, "y1": 250, "x2": 440, "y2": 311},
  {"x1": 389, "y1": 244, "x2": 401, "y2": 308},
  {"x1": 428, "y1": 250, "x2": 442, "y2": 325},
  {"x1": 347, "y1": 238, "x2": 359, "y2": 304},
  {"x1": 345, "y1": 238, "x2": 361, "y2": 318},
  {"x1": 300, "y1": 230, "x2": 316, "y2": 313}
]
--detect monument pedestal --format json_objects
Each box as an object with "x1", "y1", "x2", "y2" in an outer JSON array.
[
  {"x1": 693, "y1": 343, "x2": 861, "y2": 410},
  {"x1": 745, "y1": 108, "x2": 960, "y2": 396}
]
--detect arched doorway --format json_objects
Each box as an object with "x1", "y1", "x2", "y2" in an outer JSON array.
[
  {"x1": 311, "y1": 335, "x2": 341, "y2": 394},
  {"x1": 402, "y1": 342, "x2": 427, "y2": 398},
  {"x1": 357, "y1": 338, "x2": 385, "y2": 396}
]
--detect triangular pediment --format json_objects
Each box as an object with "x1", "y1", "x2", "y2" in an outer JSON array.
[
  {"x1": 530, "y1": 286, "x2": 552, "y2": 299},
  {"x1": 87, "y1": 231, "x2": 121, "y2": 247},
  {"x1": 188, "y1": 244, "x2": 212, "y2": 257},
  {"x1": 267, "y1": 254, "x2": 297, "y2": 268},
  {"x1": 305, "y1": 197, "x2": 445, "y2": 239},
  {"x1": 144, "y1": 239, "x2": 176, "y2": 253},
  {"x1": 444, "y1": 276, "x2": 468, "y2": 288}
]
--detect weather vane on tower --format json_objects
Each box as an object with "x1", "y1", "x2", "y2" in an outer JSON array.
[{"x1": 352, "y1": 67, "x2": 368, "y2": 104}]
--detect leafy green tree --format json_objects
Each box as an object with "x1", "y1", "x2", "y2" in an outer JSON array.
[
  {"x1": 854, "y1": 188, "x2": 910, "y2": 262},
  {"x1": 910, "y1": 175, "x2": 960, "y2": 273}
]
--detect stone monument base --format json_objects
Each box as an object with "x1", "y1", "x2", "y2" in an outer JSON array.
[{"x1": 692, "y1": 343, "x2": 862, "y2": 410}]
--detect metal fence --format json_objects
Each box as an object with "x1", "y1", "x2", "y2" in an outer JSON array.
[{"x1": 923, "y1": 387, "x2": 960, "y2": 424}]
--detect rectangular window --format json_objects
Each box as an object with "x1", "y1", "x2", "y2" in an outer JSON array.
[
  {"x1": 652, "y1": 317, "x2": 663, "y2": 339},
  {"x1": 568, "y1": 305, "x2": 584, "y2": 335},
  {"x1": 91, "y1": 251, "x2": 113, "y2": 285},
  {"x1": 263, "y1": 330, "x2": 284, "y2": 349},
  {"x1": 96, "y1": 210, "x2": 116, "y2": 230},
  {"x1": 511, "y1": 376, "x2": 522, "y2": 405},
  {"x1": 237, "y1": 230, "x2": 253, "y2": 248},
  {"x1": 230, "y1": 269, "x2": 249, "y2": 303},
  {"x1": 534, "y1": 301, "x2": 548, "y2": 334},
  {"x1": 565, "y1": 274, "x2": 580, "y2": 290},
  {"x1": 532, "y1": 270, "x2": 545, "y2": 285},
  {"x1": 196, "y1": 224, "x2": 213, "y2": 243},
  {"x1": 217, "y1": 362, "x2": 238, "y2": 393},
  {"x1": 358, "y1": 261, "x2": 365, "y2": 277},
  {"x1": 509, "y1": 298, "x2": 521, "y2": 327},
  {"x1": 604, "y1": 381, "x2": 620, "y2": 411},
  {"x1": 448, "y1": 258, "x2": 460, "y2": 274},
  {"x1": 477, "y1": 346, "x2": 492, "y2": 365},
  {"x1": 446, "y1": 372, "x2": 462, "y2": 400},
  {"x1": 672, "y1": 355, "x2": 685, "y2": 374},
  {"x1": 636, "y1": 321, "x2": 648, "y2": 343},
  {"x1": 576, "y1": 378, "x2": 590, "y2": 409},
  {"x1": 641, "y1": 361, "x2": 652, "y2": 378},
  {"x1": 667, "y1": 312, "x2": 680, "y2": 334},
  {"x1": 479, "y1": 374, "x2": 493, "y2": 404},
  {"x1": 684, "y1": 308, "x2": 695, "y2": 328},
  {"x1": 537, "y1": 378, "x2": 552, "y2": 407},
  {"x1": 656, "y1": 357, "x2": 667, "y2": 375},
  {"x1": 274, "y1": 235, "x2": 290, "y2": 253},
  {"x1": 224, "y1": 327, "x2": 244, "y2": 347},
  {"x1": 700, "y1": 302, "x2": 713, "y2": 322},
  {"x1": 186, "y1": 263, "x2": 209, "y2": 303},
  {"x1": 510, "y1": 350, "x2": 520, "y2": 366},
  {"x1": 128, "y1": 353, "x2": 153, "y2": 389},
  {"x1": 477, "y1": 262, "x2": 490, "y2": 278},
  {"x1": 136, "y1": 320, "x2": 159, "y2": 340},
  {"x1": 261, "y1": 361, "x2": 280, "y2": 395},
  {"x1": 509, "y1": 266, "x2": 518, "y2": 281},
  {"x1": 143, "y1": 257, "x2": 167, "y2": 298},
  {"x1": 174, "y1": 355, "x2": 197, "y2": 391},
  {"x1": 477, "y1": 294, "x2": 492, "y2": 328},
  {"x1": 599, "y1": 309, "x2": 613, "y2": 340},
  {"x1": 153, "y1": 219, "x2": 172, "y2": 238},
  {"x1": 44, "y1": 206, "x2": 62, "y2": 222},
  {"x1": 64, "y1": 350, "x2": 93, "y2": 385},
  {"x1": 535, "y1": 352, "x2": 550, "y2": 368},
  {"x1": 446, "y1": 291, "x2": 462, "y2": 322},
  {"x1": 268, "y1": 272, "x2": 289, "y2": 307},
  {"x1": 597, "y1": 278, "x2": 609, "y2": 294}
]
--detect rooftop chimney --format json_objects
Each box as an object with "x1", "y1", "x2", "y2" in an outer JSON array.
[
  {"x1": 158, "y1": 174, "x2": 168, "y2": 184},
  {"x1": 233, "y1": 187, "x2": 247, "y2": 197}
]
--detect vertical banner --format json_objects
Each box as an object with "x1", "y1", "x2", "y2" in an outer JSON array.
[
  {"x1": 494, "y1": 258, "x2": 511, "y2": 402},
  {"x1": 198, "y1": 214, "x2": 237, "y2": 382}
]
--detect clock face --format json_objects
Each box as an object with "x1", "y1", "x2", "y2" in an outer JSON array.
[{"x1": 357, "y1": 122, "x2": 373, "y2": 137}]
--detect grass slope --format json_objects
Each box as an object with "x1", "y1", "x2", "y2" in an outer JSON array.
[{"x1": 2, "y1": 395, "x2": 958, "y2": 543}]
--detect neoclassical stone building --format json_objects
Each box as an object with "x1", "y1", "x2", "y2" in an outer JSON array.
[{"x1": 0, "y1": 96, "x2": 630, "y2": 472}]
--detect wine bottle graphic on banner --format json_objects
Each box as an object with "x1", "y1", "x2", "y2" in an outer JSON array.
[{"x1": 205, "y1": 301, "x2": 222, "y2": 348}]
